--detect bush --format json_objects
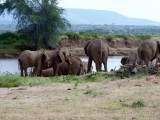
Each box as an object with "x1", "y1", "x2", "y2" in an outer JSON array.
[
  {"x1": 132, "y1": 99, "x2": 146, "y2": 108},
  {"x1": 104, "y1": 34, "x2": 115, "y2": 41},
  {"x1": 136, "y1": 34, "x2": 151, "y2": 40},
  {"x1": 65, "y1": 32, "x2": 80, "y2": 40},
  {"x1": 0, "y1": 32, "x2": 19, "y2": 45},
  {"x1": 114, "y1": 34, "x2": 130, "y2": 40}
]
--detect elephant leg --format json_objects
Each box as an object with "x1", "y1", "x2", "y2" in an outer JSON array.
[
  {"x1": 102, "y1": 59, "x2": 108, "y2": 72},
  {"x1": 87, "y1": 57, "x2": 92, "y2": 73},
  {"x1": 53, "y1": 65, "x2": 59, "y2": 76},
  {"x1": 20, "y1": 67, "x2": 24, "y2": 76},
  {"x1": 24, "y1": 68, "x2": 28, "y2": 77},
  {"x1": 95, "y1": 60, "x2": 100, "y2": 72},
  {"x1": 99, "y1": 62, "x2": 102, "y2": 72}
]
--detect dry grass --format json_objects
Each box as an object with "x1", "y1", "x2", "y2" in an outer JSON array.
[{"x1": 0, "y1": 76, "x2": 160, "y2": 120}]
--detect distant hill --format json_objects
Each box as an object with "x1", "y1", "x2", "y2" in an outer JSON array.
[
  {"x1": 65, "y1": 8, "x2": 160, "y2": 26},
  {"x1": 1, "y1": 8, "x2": 160, "y2": 26}
]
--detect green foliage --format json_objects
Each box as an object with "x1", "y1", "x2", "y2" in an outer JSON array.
[
  {"x1": 0, "y1": 32, "x2": 18, "y2": 45},
  {"x1": 132, "y1": 99, "x2": 146, "y2": 108},
  {"x1": 0, "y1": 0, "x2": 70, "y2": 48},
  {"x1": 104, "y1": 34, "x2": 115, "y2": 41},
  {"x1": 136, "y1": 34, "x2": 152, "y2": 40},
  {"x1": 114, "y1": 34, "x2": 131, "y2": 40},
  {"x1": 121, "y1": 99, "x2": 146, "y2": 108},
  {"x1": 84, "y1": 88, "x2": 100, "y2": 97},
  {"x1": 85, "y1": 72, "x2": 102, "y2": 82},
  {"x1": 64, "y1": 32, "x2": 80, "y2": 40},
  {"x1": 0, "y1": 72, "x2": 21, "y2": 88},
  {"x1": 0, "y1": 32, "x2": 28, "y2": 52}
]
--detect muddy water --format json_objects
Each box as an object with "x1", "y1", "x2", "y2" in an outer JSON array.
[{"x1": 0, "y1": 56, "x2": 123, "y2": 74}]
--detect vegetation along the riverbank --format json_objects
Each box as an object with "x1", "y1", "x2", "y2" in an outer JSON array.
[{"x1": 0, "y1": 31, "x2": 159, "y2": 58}]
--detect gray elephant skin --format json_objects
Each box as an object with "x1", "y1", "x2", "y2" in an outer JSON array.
[
  {"x1": 18, "y1": 50, "x2": 50, "y2": 76},
  {"x1": 39, "y1": 56, "x2": 84, "y2": 76},
  {"x1": 138, "y1": 40, "x2": 160, "y2": 67},
  {"x1": 121, "y1": 51, "x2": 138, "y2": 66},
  {"x1": 84, "y1": 40, "x2": 109, "y2": 72},
  {"x1": 41, "y1": 50, "x2": 69, "y2": 76}
]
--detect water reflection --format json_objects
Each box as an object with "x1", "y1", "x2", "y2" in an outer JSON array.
[{"x1": 0, "y1": 56, "x2": 123, "y2": 74}]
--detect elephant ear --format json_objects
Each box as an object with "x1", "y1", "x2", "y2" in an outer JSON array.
[
  {"x1": 84, "y1": 41, "x2": 90, "y2": 56},
  {"x1": 63, "y1": 51, "x2": 72, "y2": 64},
  {"x1": 58, "y1": 51, "x2": 65, "y2": 63},
  {"x1": 41, "y1": 51, "x2": 50, "y2": 67},
  {"x1": 40, "y1": 51, "x2": 45, "y2": 63}
]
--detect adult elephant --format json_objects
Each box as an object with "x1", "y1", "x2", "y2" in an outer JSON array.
[
  {"x1": 18, "y1": 50, "x2": 50, "y2": 76},
  {"x1": 84, "y1": 40, "x2": 109, "y2": 72},
  {"x1": 138, "y1": 40, "x2": 160, "y2": 68}
]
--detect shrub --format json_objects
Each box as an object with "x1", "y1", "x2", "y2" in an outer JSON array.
[
  {"x1": 65, "y1": 32, "x2": 80, "y2": 40},
  {"x1": 0, "y1": 32, "x2": 19, "y2": 45},
  {"x1": 84, "y1": 88, "x2": 100, "y2": 97},
  {"x1": 132, "y1": 99, "x2": 146, "y2": 108},
  {"x1": 104, "y1": 34, "x2": 115, "y2": 41},
  {"x1": 136, "y1": 34, "x2": 151, "y2": 40}
]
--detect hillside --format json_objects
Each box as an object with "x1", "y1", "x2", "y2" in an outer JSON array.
[
  {"x1": 65, "y1": 8, "x2": 160, "y2": 26},
  {"x1": 1, "y1": 8, "x2": 160, "y2": 26}
]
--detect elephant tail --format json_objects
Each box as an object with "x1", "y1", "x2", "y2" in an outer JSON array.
[
  {"x1": 18, "y1": 58, "x2": 21, "y2": 71},
  {"x1": 98, "y1": 40, "x2": 103, "y2": 64}
]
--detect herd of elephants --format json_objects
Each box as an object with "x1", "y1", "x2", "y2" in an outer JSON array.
[{"x1": 18, "y1": 39, "x2": 160, "y2": 77}]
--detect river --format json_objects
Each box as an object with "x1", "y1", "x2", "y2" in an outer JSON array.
[{"x1": 0, "y1": 56, "x2": 123, "y2": 75}]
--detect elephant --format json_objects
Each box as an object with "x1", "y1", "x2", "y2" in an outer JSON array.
[
  {"x1": 38, "y1": 55, "x2": 85, "y2": 76},
  {"x1": 84, "y1": 40, "x2": 109, "y2": 72},
  {"x1": 59, "y1": 55, "x2": 84, "y2": 75},
  {"x1": 137, "y1": 40, "x2": 160, "y2": 68},
  {"x1": 82, "y1": 61, "x2": 93, "y2": 74},
  {"x1": 39, "y1": 68, "x2": 53, "y2": 77},
  {"x1": 18, "y1": 50, "x2": 50, "y2": 76},
  {"x1": 40, "y1": 50, "x2": 69, "y2": 76},
  {"x1": 121, "y1": 51, "x2": 138, "y2": 66}
]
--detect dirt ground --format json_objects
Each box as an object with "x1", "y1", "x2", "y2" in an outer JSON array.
[{"x1": 1, "y1": 75, "x2": 160, "y2": 120}]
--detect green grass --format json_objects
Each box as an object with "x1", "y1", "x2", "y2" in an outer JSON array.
[
  {"x1": 121, "y1": 99, "x2": 146, "y2": 108},
  {"x1": 84, "y1": 88, "x2": 100, "y2": 97},
  {"x1": 0, "y1": 71, "x2": 149, "y2": 88},
  {"x1": 0, "y1": 72, "x2": 118, "y2": 88}
]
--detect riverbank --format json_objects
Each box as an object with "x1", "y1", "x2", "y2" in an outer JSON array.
[{"x1": 0, "y1": 39, "x2": 140, "y2": 58}]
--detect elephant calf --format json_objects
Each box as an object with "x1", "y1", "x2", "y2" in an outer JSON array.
[
  {"x1": 59, "y1": 55, "x2": 84, "y2": 75},
  {"x1": 121, "y1": 51, "x2": 138, "y2": 66}
]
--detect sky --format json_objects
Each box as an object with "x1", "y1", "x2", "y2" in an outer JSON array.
[{"x1": 59, "y1": 0, "x2": 160, "y2": 22}]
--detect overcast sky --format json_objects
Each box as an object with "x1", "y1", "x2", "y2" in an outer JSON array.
[{"x1": 59, "y1": 0, "x2": 160, "y2": 22}]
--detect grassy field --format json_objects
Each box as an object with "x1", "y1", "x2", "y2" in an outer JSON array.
[{"x1": 0, "y1": 73, "x2": 160, "y2": 120}]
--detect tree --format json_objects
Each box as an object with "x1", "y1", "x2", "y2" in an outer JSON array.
[{"x1": 0, "y1": 0, "x2": 70, "y2": 48}]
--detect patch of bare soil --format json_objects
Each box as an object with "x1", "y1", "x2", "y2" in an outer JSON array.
[{"x1": 0, "y1": 75, "x2": 160, "y2": 120}]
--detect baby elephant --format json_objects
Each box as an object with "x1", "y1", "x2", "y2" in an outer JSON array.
[{"x1": 59, "y1": 55, "x2": 84, "y2": 75}]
